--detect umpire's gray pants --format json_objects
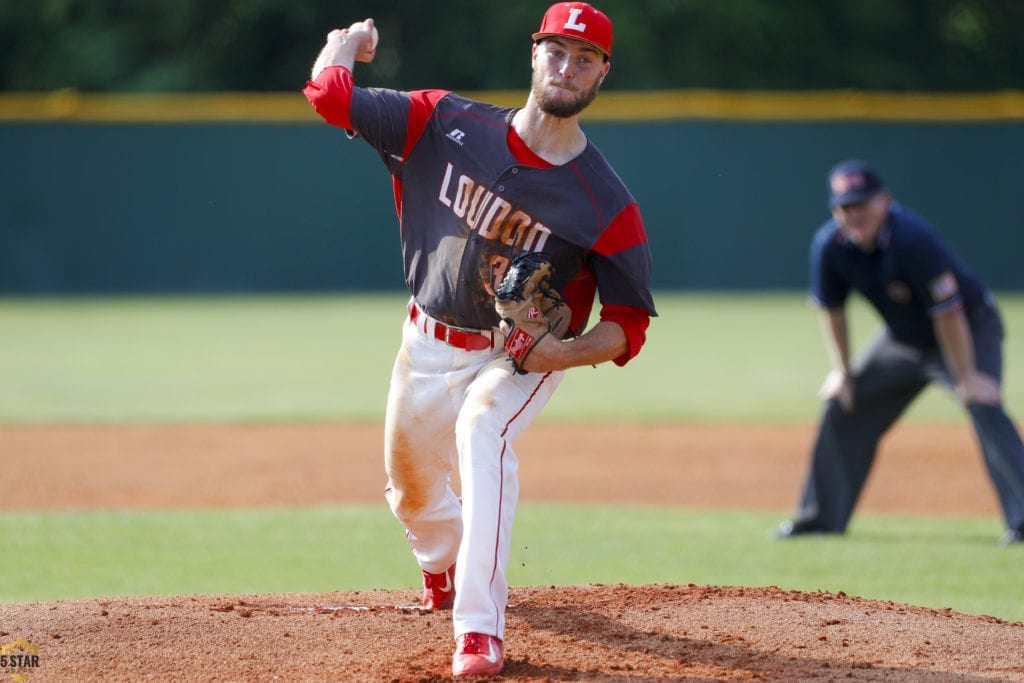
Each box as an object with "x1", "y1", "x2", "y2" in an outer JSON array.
[{"x1": 794, "y1": 302, "x2": 1024, "y2": 533}]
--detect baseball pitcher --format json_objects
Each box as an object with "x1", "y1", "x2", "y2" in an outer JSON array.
[{"x1": 303, "y1": 3, "x2": 656, "y2": 676}]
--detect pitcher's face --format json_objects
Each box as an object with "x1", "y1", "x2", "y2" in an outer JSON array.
[{"x1": 531, "y1": 37, "x2": 609, "y2": 118}]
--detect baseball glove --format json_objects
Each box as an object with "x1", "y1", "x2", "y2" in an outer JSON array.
[{"x1": 494, "y1": 252, "x2": 572, "y2": 374}]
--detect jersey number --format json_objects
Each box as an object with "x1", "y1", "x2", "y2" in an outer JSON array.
[{"x1": 488, "y1": 255, "x2": 511, "y2": 296}]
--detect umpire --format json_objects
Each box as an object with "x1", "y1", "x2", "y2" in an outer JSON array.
[{"x1": 775, "y1": 159, "x2": 1024, "y2": 545}]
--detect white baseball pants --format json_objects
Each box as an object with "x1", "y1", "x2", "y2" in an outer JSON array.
[{"x1": 383, "y1": 302, "x2": 563, "y2": 639}]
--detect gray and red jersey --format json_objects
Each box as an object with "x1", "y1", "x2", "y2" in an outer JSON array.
[{"x1": 304, "y1": 66, "x2": 656, "y2": 363}]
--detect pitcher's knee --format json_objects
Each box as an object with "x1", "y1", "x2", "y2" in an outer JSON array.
[
  {"x1": 387, "y1": 483, "x2": 431, "y2": 522},
  {"x1": 455, "y1": 408, "x2": 500, "y2": 450}
]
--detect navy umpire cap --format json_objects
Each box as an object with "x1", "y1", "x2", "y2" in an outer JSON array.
[{"x1": 828, "y1": 159, "x2": 885, "y2": 208}]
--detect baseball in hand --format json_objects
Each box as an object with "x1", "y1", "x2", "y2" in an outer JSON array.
[{"x1": 354, "y1": 21, "x2": 378, "y2": 51}]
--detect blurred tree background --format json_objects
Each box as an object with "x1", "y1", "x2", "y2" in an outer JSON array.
[{"x1": 1, "y1": 0, "x2": 1022, "y2": 93}]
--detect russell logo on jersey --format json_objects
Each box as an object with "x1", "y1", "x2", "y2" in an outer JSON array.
[{"x1": 446, "y1": 128, "x2": 466, "y2": 146}]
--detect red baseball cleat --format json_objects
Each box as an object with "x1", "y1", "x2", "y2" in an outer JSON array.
[
  {"x1": 452, "y1": 632, "x2": 504, "y2": 677},
  {"x1": 422, "y1": 564, "x2": 455, "y2": 610}
]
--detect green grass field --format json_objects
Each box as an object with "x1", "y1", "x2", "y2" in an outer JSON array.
[
  {"x1": 1, "y1": 293, "x2": 1022, "y2": 621},
  {"x1": 2, "y1": 292, "x2": 1020, "y2": 423}
]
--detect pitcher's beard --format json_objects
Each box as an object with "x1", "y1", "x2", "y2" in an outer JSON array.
[{"x1": 532, "y1": 74, "x2": 600, "y2": 118}]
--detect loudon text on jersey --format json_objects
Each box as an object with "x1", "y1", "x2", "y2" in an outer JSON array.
[{"x1": 437, "y1": 162, "x2": 552, "y2": 252}]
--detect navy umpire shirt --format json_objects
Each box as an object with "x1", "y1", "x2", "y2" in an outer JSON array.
[{"x1": 809, "y1": 202, "x2": 989, "y2": 350}]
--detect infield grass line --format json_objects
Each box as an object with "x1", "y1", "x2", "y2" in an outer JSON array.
[{"x1": 1, "y1": 504, "x2": 1019, "y2": 623}]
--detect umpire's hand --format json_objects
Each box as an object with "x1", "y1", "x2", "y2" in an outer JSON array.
[
  {"x1": 957, "y1": 371, "x2": 1002, "y2": 406},
  {"x1": 818, "y1": 369, "x2": 855, "y2": 411}
]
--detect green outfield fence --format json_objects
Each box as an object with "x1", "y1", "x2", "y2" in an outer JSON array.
[{"x1": 1, "y1": 90, "x2": 1022, "y2": 293}]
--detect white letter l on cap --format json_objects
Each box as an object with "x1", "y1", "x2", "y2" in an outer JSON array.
[{"x1": 564, "y1": 8, "x2": 587, "y2": 31}]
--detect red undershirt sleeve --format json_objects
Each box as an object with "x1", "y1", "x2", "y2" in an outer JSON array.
[
  {"x1": 599, "y1": 304, "x2": 650, "y2": 366},
  {"x1": 303, "y1": 66, "x2": 357, "y2": 129}
]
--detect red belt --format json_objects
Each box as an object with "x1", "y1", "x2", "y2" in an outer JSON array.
[{"x1": 409, "y1": 303, "x2": 496, "y2": 351}]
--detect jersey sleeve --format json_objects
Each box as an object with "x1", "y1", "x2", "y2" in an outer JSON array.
[
  {"x1": 583, "y1": 203, "x2": 655, "y2": 366},
  {"x1": 809, "y1": 224, "x2": 848, "y2": 309},
  {"x1": 899, "y1": 226, "x2": 963, "y2": 318},
  {"x1": 304, "y1": 66, "x2": 448, "y2": 175},
  {"x1": 349, "y1": 88, "x2": 450, "y2": 174},
  {"x1": 589, "y1": 202, "x2": 657, "y2": 315},
  {"x1": 557, "y1": 203, "x2": 653, "y2": 365}
]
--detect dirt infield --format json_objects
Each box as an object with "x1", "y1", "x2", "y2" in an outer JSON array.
[
  {"x1": 0, "y1": 422, "x2": 1001, "y2": 514},
  {"x1": 2, "y1": 422, "x2": 1022, "y2": 681}
]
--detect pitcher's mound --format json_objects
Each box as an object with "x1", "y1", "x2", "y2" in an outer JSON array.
[{"x1": 3, "y1": 583, "x2": 1022, "y2": 681}]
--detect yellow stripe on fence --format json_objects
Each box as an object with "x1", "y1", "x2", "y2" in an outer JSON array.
[{"x1": 2, "y1": 88, "x2": 1023, "y2": 123}]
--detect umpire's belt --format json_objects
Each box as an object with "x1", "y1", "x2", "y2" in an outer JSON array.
[{"x1": 409, "y1": 302, "x2": 497, "y2": 351}]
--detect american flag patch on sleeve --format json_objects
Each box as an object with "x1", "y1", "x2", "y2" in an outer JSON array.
[{"x1": 928, "y1": 271, "x2": 959, "y2": 302}]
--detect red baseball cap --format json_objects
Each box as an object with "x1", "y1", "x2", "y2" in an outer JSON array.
[{"x1": 532, "y1": 2, "x2": 613, "y2": 57}]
